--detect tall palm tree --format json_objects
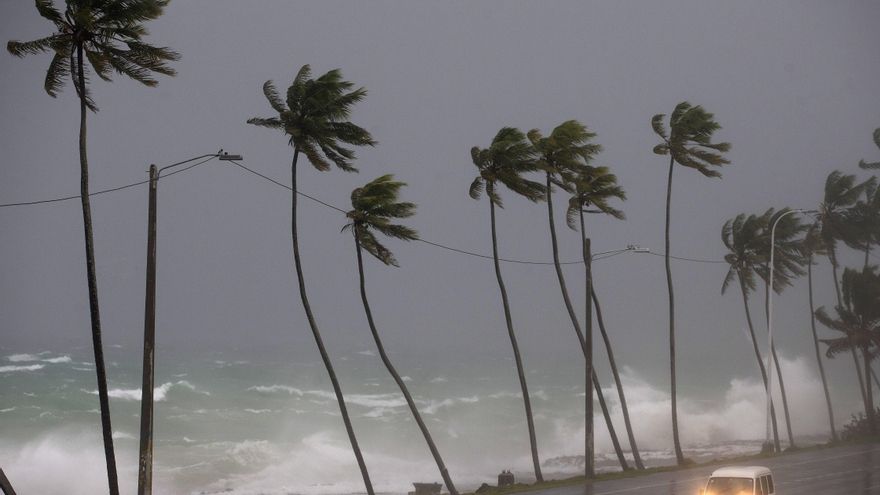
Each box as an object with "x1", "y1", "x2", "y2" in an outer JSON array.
[
  {"x1": 248, "y1": 65, "x2": 377, "y2": 495},
  {"x1": 817, "y1": 171, "x2": 874, "y2": 407},
  {"x1": 344, "y1": 175, "x2": 459, "y2": 495},
  {"x1": 652, "y1": 102, "x2": 730, "y2": 464},
  {"x1": 816, "y1": 266, "x2": 880, "y2": 436},
  {"x1": 528, "y1": 121, "x2": 631, "y2": 472},
  {"x1": 721, "y1": 212, "x2": 782, "y2": 452},
  {"x1": 801, "y1": 223, "x2": 838, "y2": 441},
  {"x1": 470, "y1": 127, "x2": 547, "y2": 481},
  {"x1": 566, "y1": 166, "x2": 645, "y2": 470},
  {"x1": 754, "y1": 208, "x2": 807, "y2": 449},
  {"x1": 8, "y1": 2, "x2": 178, "y2": 492}
]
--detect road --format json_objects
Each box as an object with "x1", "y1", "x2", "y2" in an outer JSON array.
[{"x1": 533, "y1": 442, "x2": 880, "y2": 495}]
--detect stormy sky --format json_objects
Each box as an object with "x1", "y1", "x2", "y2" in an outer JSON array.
[{"x1": 2, "y1": 0, "x2": 879, "y2": 405}]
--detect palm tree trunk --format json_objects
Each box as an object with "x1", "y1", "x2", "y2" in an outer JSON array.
[
  {"x1": 583, "y1": 235, "x2": 594, "y2": 479},
  {"x1": 863, "y1": 347, "x2": 876, "y2": 435},
  {"x1": 829, "y1": 246, "x2": 869, "y2": 412},
  {"x1": 489, "y1": 198, "x2": 543, "y2": 482},
  {"x1": 663, "y1": 158, "x2": 685, "y2": 465},
  {"x1": 545, "y1": 174, "x2": 629, "y2": 471},
  {"x1": 763, "y1": 284, "x2": 796, "y2": 448},
  {"x1": 737, "y1": 275, "x2": 781, "y2": 452},
  {"x1": 580, "y1": 211, "x2": 644, "y2": 470},
  {"x1": 807, "y1": 256, "x2": 837, "y2": 442},
  {"x1": 353, "y1": 233, "x2": 459, "y2": 495},
  {"x1": 291, "y1": 150, "x2": 374, "y2": 495},
  {"x1": 76, "y1": 43, "x2": 119, "y2": 495}
]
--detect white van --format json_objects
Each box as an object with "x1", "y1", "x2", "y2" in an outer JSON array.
[{"x1": 701, "y1": 466, "x2": 775, "y2": 495}]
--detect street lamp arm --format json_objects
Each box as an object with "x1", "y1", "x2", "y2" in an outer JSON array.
[{"x1": 157, "y1": 150, "x2": 242, "y2": 176}]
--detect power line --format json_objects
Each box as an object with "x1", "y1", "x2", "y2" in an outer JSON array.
[
  {"x1": 646, "y1": 250, "x2": 726, "y2": 264},
  {"x1": 1, "y1": 156, "x2": 730, "y2": 266},
  {"x1": 226, "y1": 159, "x2": 634, "y2": 266},
  {"x1": 0, "y1": 156, "x2": 218, "y2": 208}
]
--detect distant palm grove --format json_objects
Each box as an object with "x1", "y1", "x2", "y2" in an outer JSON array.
[{"x1": 6, "y1": 1, "x2": 880, "y2": 495}]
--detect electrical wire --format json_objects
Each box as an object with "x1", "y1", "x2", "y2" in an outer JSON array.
[
  {"x1": 226, "y1": 159, "x2": 633, "y2": 265},
  {"x1": 0, "y1": 156, "x2": 218, "y2": 208},
  {"x1": 1, "y1": 156, "x2": 734, "y2": 266}
]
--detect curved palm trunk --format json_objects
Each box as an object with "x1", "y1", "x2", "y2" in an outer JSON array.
[
  {"x1": 807, "y1": 256, "x2": 837, "y2": 442},
  {"x1": 546, "y1": 174, "x2": 629, "y2": 472},
  {"x1": 763, "y1": 285, "x2": 796, "y2": 448},
  {"x1": 353, "y1": 233, "x2": 459, "y2": 495},
  {"x1": 489, "y1": 198, "x2": 543, "y2": 482},
  {"x1": 736, "y1": 274, "x2": 781, "y2": 452},
  {"x1": 829, "y1": 246, "x2": 868, "y2": 406},
  {"x1": 76, "y1": 43, "x2": 119, "y2": 495},
  {"x1": 583, "y1": 236, "x2": 594, "y2": 479},
  {"x1": 291, "y1": 151, "x2": 374, "y2": 495},
  {"x1": 663, "y1": 158, "x2": 685, "y2": 464},
  {"x1": 580, "y1": 211, "x2": 644, "y2": 470},
  {"x1": 863, "y1": 347, "x2": 877, "y2": 435}
]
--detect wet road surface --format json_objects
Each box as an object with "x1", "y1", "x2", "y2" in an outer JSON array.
[{"x1": 534, "y1": 442, "x2": 880, "y2": 495}]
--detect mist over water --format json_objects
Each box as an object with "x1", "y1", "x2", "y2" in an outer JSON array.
[{"x1": 0, "y1": 343, "x2": 846, "y2": 495}]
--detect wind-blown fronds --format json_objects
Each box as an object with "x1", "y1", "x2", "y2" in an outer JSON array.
[
  {"x1": 470, "y1": 127, "x2": 545, "y2": 207},
  {"x1": 652, "y1": 102, "x2": 731, "y2": 178},
  {"x1": 7, "y1": 0, "x2": 179, "y2": 111},
  {"x1": 249, "y1": 64, "x2": 376, "y2": 172},
  {"x1": 565, "y1": 165, "x2": 626, "y2": 230},
  {"x1": 529, "y1": 120, "x2": 602, "y2": 193},
  {"x1": 345, "y1": 175, "x2": 418, "y2": 267}
]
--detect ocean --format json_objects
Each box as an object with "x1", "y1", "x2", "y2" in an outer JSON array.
[{"x1": 0, "y1": 343, "x2": 834, "y2": 495}]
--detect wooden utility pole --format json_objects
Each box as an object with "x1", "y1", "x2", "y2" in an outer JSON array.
[
  {"x1": 584, "y1": 237, "x2": 594, "y2": 482},
  {"x1": 138, "y1": 164, "x2": 158, "y2": 495}
]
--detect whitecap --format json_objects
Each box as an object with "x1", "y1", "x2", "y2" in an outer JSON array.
[
  {"x1": 0, "y1": 364, "x2": 45, "y2": 373},
  {"x1": 248, "y1": 384, "x2": 304, "y2": 396}
]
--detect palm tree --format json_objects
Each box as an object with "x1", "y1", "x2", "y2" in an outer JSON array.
[
  {"x1": 470, "y1": 127, "x2": 547, "y2": 482},
  {"x1": 817, "y1": 171, "x2": 874, "y2": 407},
  {"x1": 801, "y1": 223, "x2": 838, "y2": 441},
  {"x1": 248, "y1": 65, "x2": 377, "y2": 495},
  {"x1": 8, "y1": 2, "x2": 179, "y2": 493},
  {"x1": 721, "y1": 212, "x2": 782, "y2": 452},
  {"x1": 528, "y1": 121, "x2": 631, "y2": 472},
  {"x1": 566, "y1": 166, "x2": 645, "y2": 470},
  {"x1": 652, "y1": 102, "x2": 730, "y2": 464},
  {"x1": 344, "y1": 175, "x2": 459, "y2": 495},
  {"x1": 816, "y1": 266, "x2": 880, "y2": 435},
  {"x1": 754, "y1": 208, "x2": 807, "y2": 450}
]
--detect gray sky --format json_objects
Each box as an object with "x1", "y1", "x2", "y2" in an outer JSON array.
[{"x1": 1, "y1": 1, "x2": 879, "y2": 400}]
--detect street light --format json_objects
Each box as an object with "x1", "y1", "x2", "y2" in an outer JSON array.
[
  {"x1": 137, "y1": 151, "x2": 241, "y2": 495},
  {"x1": 764, "y1": 208, "x2": 815, "y2": 453}
]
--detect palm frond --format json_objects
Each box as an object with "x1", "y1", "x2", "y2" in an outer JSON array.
[
  {"x1": 469, "y1": 176, "x2": 484, "y2": 200},
  {"x1": 7, "y1": 35, "x2": 65, "y2": 57}
]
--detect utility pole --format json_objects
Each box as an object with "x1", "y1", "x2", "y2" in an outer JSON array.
[
  {"x1": 137, "y1": 152, "x2": 241, "y2": 495},
  {"x1": 137, "y1": 164, "x2": 158, "y2": 495},
  {"x1": 585, "y1": 237, "x2": 594, "y2": 483}
]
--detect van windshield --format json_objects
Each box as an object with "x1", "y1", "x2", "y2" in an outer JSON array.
[{"x1": 706, "y1": 477, "x2": 753, "y2": 495}]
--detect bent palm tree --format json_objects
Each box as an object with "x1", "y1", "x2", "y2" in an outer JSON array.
[
  {"x1": 345, "y1": 175, "x2": 459, "y2": 495},
  {"x1": 248, "y1": 64, "x2": 377, "y2": 495},
  {"x1": 721, "y1": 212, "x2": 782, "y2": 452},
  {"x1": 470, "y1": 127, "x2": 547, "y2": 481},
  {"x1": 652, "y1": 102, "x2": 730, "y2": 464},
  {"x1": 801, "y1": 223, "x2": 838, "y2": 441},
  {"x1": 8, "y1": 2, "x2": 178, "y2": 492},
  {"x1": 843, "y1": 179, "x2": 879, "y2": 271},
  {"x1": 817, "y1": 267, "x2": 880, "y2": 436},
  {"x1": 529, "y1": 121, "x2": 630, "y2": 472},
  {"x1": 817, "y1": 171, "x2": 874, "y2": 407},
  {"x1": 567, "y1": 166, "x2": 645, "y2": 470}
]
